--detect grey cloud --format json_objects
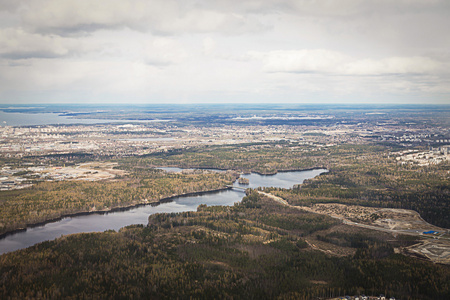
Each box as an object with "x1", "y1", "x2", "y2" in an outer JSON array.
[
  {"x1": 250, "y1": 49, "x2": 448, "y2": 76},
  {"x1": 0, "y1": 0, "x2": 23, "y2": 12},
  {"x1": 142, "y1": 38, "x2": 188, "y2": 66},
  {"x1": 3, "y1": 0, "x2": 450, "y2": 36},
  {"x1": 197, "y1": 0, "x2": 450, "y2": 18},
  {"x1": 16, "y1": 0, "x2": 269, "y2": 36},
  {"x1": 0, "y1": 0, "x2": 449, "y2": 104},
  {"x1": 0, "y1": 28, "x2": 79, "y2": 59},
  {"x1": 286, "y1": 0, "x2": 450, "y2": 18}
]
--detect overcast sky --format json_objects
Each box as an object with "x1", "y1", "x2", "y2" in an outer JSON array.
[{"x1": 0, "y1": 0, "x2": 449, "y2": 105}]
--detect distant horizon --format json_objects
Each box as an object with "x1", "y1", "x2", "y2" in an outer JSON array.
[{"x1": 1, "y1": 103, "x2": 449, "y2": 108}]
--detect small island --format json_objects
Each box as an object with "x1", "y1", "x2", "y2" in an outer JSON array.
[{"x1": 238, "y1": 177, "x2": 249, "y2": 185}]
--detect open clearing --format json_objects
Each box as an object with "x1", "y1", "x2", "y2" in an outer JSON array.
[{"x1": 259, "y1": 191, "x2": 450, "y2": 264}]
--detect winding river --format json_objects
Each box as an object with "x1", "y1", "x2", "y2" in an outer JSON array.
[{"x1": 0, "y1": 168, "x2": 327, "y2": 255}]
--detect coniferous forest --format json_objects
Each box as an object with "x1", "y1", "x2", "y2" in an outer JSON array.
[{"x1": 1, "y1": 191, "x2": 449, "y2": 299}]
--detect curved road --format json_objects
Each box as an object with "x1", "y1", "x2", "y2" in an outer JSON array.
[{"x1": 257, "y1": 191, "x2": 449, "y2": 240}]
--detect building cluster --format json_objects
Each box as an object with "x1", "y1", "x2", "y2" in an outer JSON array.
[
  {"x1": 0, "y1": 117, "x2": 447, "y2": 170},
  {"x1": 0, "y1": 167, "x2": 32, "y2": 191},
  {"x1": 394, "y1": 146, "x2": 450, "y2": 166},
  {"x1": 0, "y1": 122, "x2": 364, "y2": 159}
]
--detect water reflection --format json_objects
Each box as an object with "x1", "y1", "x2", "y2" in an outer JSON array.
[{"x1": 0, "y1": 169, "x2": 326, "y2": 254}]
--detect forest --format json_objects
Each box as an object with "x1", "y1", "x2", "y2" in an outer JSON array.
[
  {"x1": 0, "y1": 136, "x2": 448, "y2": 299},
  {"x1": 0, "y1": 168, "x2": 238, "y2": 236},
  {"x1": 127, "y1": 142, "x2": 450, "y2": 228},
  {"x1": 1, "y1": 191, "x2": 448, "y2": 299},
  {"x1": 1, "y1": 141, "x2": 448, "y2": 236}
]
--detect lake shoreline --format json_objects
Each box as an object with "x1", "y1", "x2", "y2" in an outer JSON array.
[
  {"x1": 156, "y1": 166, "x2": 328, "y2": 176},
  {"x1": 0, "y1": 186, "x2": 234, "y2": 241},
  {"x1": 0, "y1": 168, "x2": 329, "y2": 240},
  {"x1": 250, "y1": 167, "x2": 329, "y2": 176}
]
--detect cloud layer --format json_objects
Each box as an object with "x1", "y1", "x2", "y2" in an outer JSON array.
[
  {"x1": 250, "y1": 50, "x2": 446, "y2": 76},
  {"x1": 0, "y1": 0, "x2": 449, "y2": 104}
]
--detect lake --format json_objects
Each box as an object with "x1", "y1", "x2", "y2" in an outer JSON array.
[
  {"x1": 0, "y1": 168, "x2": 327, "y2": 254},
  {"x1": 0, "y1": 111, "x2": 170, "y2": 126}
]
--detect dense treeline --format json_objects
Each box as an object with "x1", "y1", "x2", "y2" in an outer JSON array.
[
  {"x1": 137, "y1": 142, "x2": 323, "y2": 174},
  {"x1": 1, "y1": 141, "x2": 447, "y2": 235},
  {"x1": 1, "y1": 191, "x2": 448, "y2": 299},
  {"x1": 128, "y1": 142, "x2": 449, "y2": 228},
  {"x1": 0, "y1": 168, "x2": 237, "y2": 235},
  {"x1": 266, "y1": 159, "x2": 449, "y2": 228}
]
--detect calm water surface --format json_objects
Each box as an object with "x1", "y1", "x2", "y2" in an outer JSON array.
[
  {"x1": 0, "y1": 111, "x2": 170, "y2": 126},
  {"x1": 236, "y1": 169, "x2": 327, "y2": 189},
  {"x1": 0, "y1": 169, "x2": 327, "y2": 254}
]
